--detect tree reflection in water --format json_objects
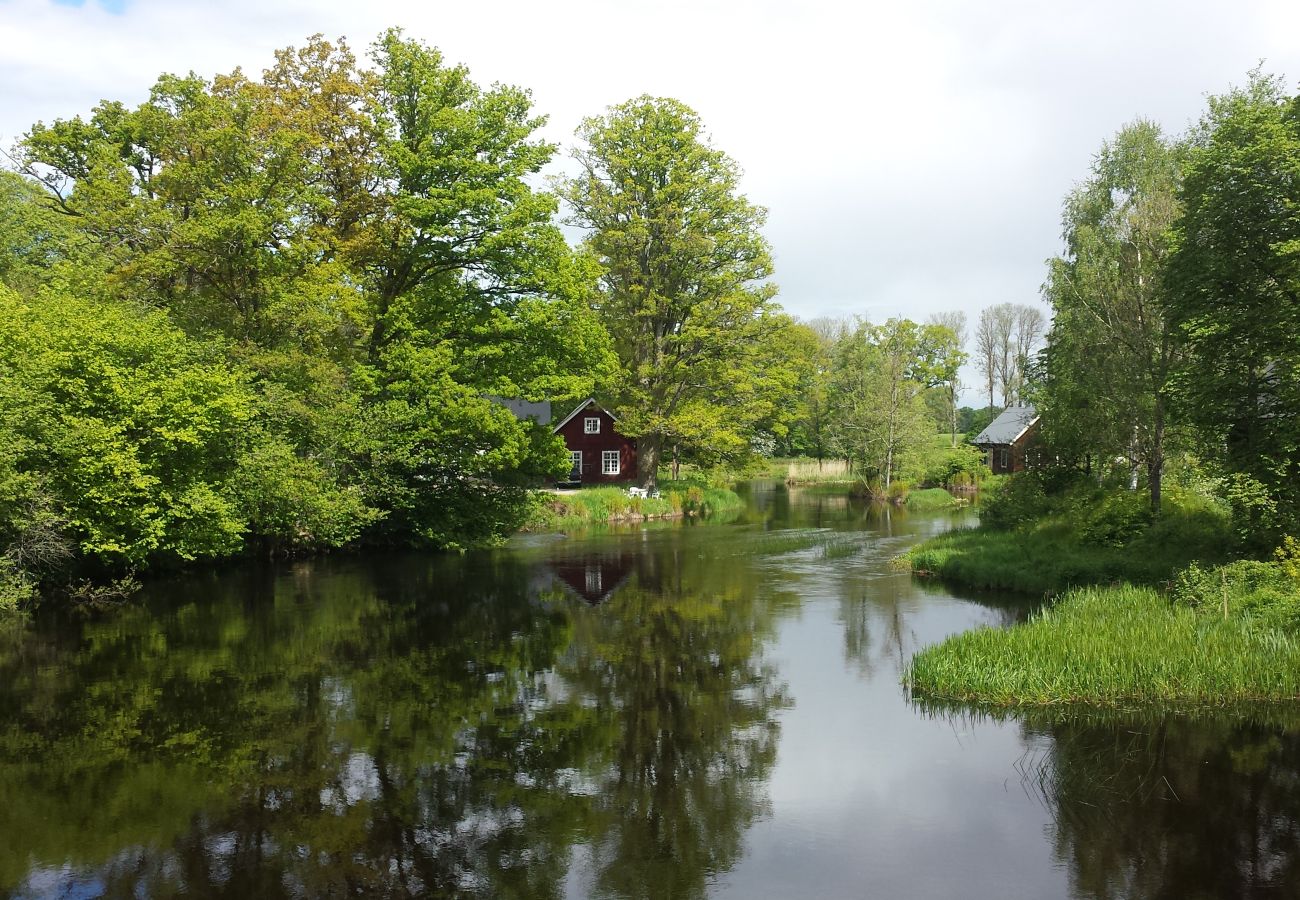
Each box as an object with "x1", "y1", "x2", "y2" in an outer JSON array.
[
  {"x1": 0, "y1": 544, "x2": 790, "y2": 899},
  {"x1": 919, "y1": 704, "x2": 1300, "y2": 899}
]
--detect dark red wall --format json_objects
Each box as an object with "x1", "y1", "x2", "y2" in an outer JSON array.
[
  {"x1": 555, "y1": 403, "x2": 637, "y2": 484},
  {"x1": 985, "y1": 421, "x2": 1040, "y2": 475}
]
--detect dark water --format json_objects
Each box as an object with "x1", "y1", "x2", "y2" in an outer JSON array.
[{"x1": 3, "y1": 482, "x2": 1300, "y2": 899}]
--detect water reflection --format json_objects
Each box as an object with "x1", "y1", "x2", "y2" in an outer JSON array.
[
  {"x1": 2, "y1": 486, "x2": 1299, "y2": 899},
  {"x1": 0, "y1": 533, "x2": 792, "y2": 898},
  {"x1": 1029, "y1": 710, "x2": 1300, "y2": 898}
]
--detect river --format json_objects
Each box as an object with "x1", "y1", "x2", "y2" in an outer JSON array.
[{"x1": 2, "y1": 480, "x2": 1298, "y2": 898}]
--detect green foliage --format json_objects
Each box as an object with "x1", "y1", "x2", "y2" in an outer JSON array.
[
  {"x1": 1040, "y1": 120, "x2": 1183, "y2": 512},
  {"x1": 1173, "y1": 560, "x2": 1300, "y2": 630},
  {"x1": 1166, "y1": 72, "x2": 1300, "y2": 543},
  {"x1": 4, "y1": 32, "x2": 620, "y2": 587},
  {"x1": 977, "y1": 474, "x2": 1054, "y2": 531},
  {"x1": 560, "y1": 96, "x2": 804, "y2": 485},
  {"x1": 1077, "y1": 491, "x2": 1153, "y2": 548},
  {"x1": 524, "y1": 482, "x2": 744, "y2": 530},
  {"x1": 0, "y1": 286, "x2": 252, "y2": 569},
  {"x1": 917, "y1": 441, "x2": 987, "y2": 489},
  {"x1": 908, "y1": 583, "x2": 1300, "y2": 706},
  {"x1": 904, "y1": 483, "x2": 1232, "y2": 594},
  {"x1": 826, "y1": 318, "x2": 951, "y2": 491},
  {"x1": 0, "y1": 560, "x2": 34, "y2": 612}
]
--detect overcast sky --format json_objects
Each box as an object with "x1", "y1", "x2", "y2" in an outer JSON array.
[{"x1": 3, "y1": 0, "x2": 1299, "y2": 337}]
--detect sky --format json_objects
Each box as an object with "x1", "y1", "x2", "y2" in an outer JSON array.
[{"x1": 3, "y1": 0, "x2": 1300, "y2": 343}]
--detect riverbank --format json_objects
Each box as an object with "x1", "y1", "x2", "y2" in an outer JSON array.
[
  {"x1": 903, "y1": 477, "x2": 1300, "y2": 707},
  {"x1": 901, "y1": 485, "x2": 1231, "y2": 595},
  {"x1": 523, "y1": 483, "x2": 745, "y2": 531}
]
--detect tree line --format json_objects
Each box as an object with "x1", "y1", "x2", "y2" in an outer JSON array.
[
  {"x1": 1036, "y1": 69, "x2": 1300, "y2": 546},
  {"x1": 0, "y1": 31, "x2": 823, "y2": 600},
  {"x1": 773, "y1": 300, "x2": 1045, "y2": 491}
]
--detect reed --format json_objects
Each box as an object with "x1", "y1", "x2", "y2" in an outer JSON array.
[{"x1": 908, "y1": 584, "x2": 1300, "y2": 706}]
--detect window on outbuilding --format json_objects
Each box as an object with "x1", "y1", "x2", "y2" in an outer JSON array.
[
  {"x1": 602, "y1": 450, "x2": 620, "y2": 475},
  {"x1": 999, "y1": 448, "x2": 1010, "y2": 470},
  {"x1": 570, "y1": 451, "x2": 582, "y2": 476},
  {"x1": 584, "y1": 417, "x2": 601, "y2": 434}
]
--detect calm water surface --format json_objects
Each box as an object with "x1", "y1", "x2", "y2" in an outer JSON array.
[{"x1": 3, "y1": 482, "x2": 1299, "y2": 898}]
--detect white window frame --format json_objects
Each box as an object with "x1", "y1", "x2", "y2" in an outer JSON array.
[
  {"x1": 570, "y1": 450, "x2": 583, "y2": 475},
  {"x1": 602, "y1": 450, "x2": 621, "y2": 475},
  {"x1": 999, "y1": 448, "x2": 1010, "y2": 470},
  {"x1": 584, "y1": 417, "x2": 601, "y2": 434}
]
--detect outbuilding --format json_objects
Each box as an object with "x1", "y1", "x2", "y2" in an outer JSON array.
[{"x1": 973, "y1": 405, "x2": 1040, "y2": 474}]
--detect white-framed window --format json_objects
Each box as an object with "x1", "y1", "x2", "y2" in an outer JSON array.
[
  {"x1": 999, "y1": 448, "x2": 1010, "y2": 470},
  {"x1": 602, "y1": 450, "x2": 621, "y2": 475},
  {"x1": 584, "y1": 417, "x2": 601, "y2": 434},
  {"x1": 569, "y1": 450, "x2": 583, "y2": 476}
]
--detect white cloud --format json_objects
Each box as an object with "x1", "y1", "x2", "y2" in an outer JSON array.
[{"x1": 3, "y1": 0, "x2": 1299, "y2": 371}]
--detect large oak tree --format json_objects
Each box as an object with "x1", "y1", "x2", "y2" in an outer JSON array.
[{"x1": 560, "y1": 96, "x2": 790, "y2": 488}]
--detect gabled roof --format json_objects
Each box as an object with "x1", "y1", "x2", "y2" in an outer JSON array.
[
  {"x1": 489, "y1": 396, "x2": 552, "y2": 425},
  {"x1": 973, "y1": 404, "x2": 1039, "y2": 447},
  {"x1": 552, "y1": 398, "x2": 618, "y2": 434}
]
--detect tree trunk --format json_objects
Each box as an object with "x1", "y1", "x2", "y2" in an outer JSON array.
[
  {"x1": 671, "y1": 444, "x2": 680, "y2": 481},
  {"x1": 638, "y1": 433, "x2": 662, "y2": 490},
  {"x1": 950, "y1": 384, "x2": 959, "y2": 448},
  {"x1": 1149, "y1": 394, "x2": 1165, "y2": 516}
]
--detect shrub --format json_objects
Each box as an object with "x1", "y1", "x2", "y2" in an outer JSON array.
[
  {"x1": 1173, "y1": 560, "x2": 1300, "y2": 630},
  {"x1": 1078, "y1": 491, "x2": 1152, "y2": 547},
  {"x1": 978, "y1": 474, "x2": 1053, "y2": 530},
  {"x1": 0, "y1": 559, "x2": 34, "y2": 611}
]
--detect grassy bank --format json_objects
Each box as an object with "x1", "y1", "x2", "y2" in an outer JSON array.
[
  {"x1": 902, "y1": 482, "x2": 1231, "y2": 595},
  {"x1": 524, "y1": 483, "x2": 744, "y2": 531},
  {"x1": 908, "y1": 579, "x2": 1300, "y2": 707},
  {"x1": 903, "y1": 473, "x2": 1300, "y2": 706},
  {"x1": 903, "y1": 487, "x2": 965, "y2": 511}
]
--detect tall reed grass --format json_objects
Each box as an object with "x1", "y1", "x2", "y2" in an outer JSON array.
[{"x1": 908, "y1": 584, "x2": 1300, "y2": 706}]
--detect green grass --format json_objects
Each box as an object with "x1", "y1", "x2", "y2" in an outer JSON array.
[
  {"x1": 908, "y1": 583, "x2": 1300, "y2": 707},
  {"x1": 902, "y1": 485, "x2": 1232, "y2": 595},
  {"x1": 523, "y1": 482, "x2": 743, "y2": 531},
  {"x1": 904, "y1": 487, "x2": 964, "y2": 511}
]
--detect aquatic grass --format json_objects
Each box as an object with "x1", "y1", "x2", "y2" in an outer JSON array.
[
  {"x1": 903, "y1": 488, "x2": 963, "y2": 512},
  {"x1": 908, "y1": 584, "x2": 1300, "y2": 706},
  {"x1": 751, "y1": 529, "x2": 864, "y2": 559}
]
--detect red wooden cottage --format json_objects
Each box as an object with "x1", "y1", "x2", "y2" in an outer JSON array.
[{"x1": 552, "y1": 398, "x2": 637, "y2": 485}]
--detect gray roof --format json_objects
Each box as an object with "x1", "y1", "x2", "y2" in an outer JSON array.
[
  {"x1": 973, "y1": 404, "x2": 1039, "y2": 446},
  {"x1": 490, "y1": 397, "x2": 552, "y2": 425}
]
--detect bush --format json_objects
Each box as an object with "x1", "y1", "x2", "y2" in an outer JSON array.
[
  {"x1": 0, "y1": 559, "x2": 35, "y2": 611},
  {"x1": 920, "y1": 444, "x2": 987, "y2": 489},
  {"x1": 1173, "y1": 560, "x2": 1300, "y2": 630},
  {"x1": 1078, "y1": 491, "x2": 1152, "y2": 547},
  {"x1": 978, "y1": 474, "x2": 1053, "y2": 530}
]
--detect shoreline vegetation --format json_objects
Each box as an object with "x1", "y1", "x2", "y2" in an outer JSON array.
[
  {"x1": 903, "y1": 475, "x2": 1300, "y2": 708},
  {"x1": 522, "y1": 483, "x2": 745, "y2": 531}
]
